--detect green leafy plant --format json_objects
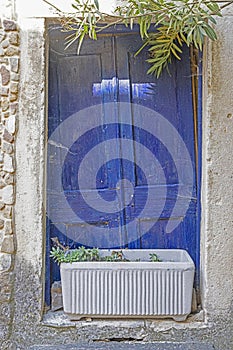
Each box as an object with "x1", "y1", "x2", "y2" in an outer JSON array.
[
  {"x1": 116, "y1": 0, "x2": 224, "y2": 76},
  {"x1": 149, "y1": 252, "x2": 162, "y2": 262},
  {"x1": 103, "y1": 250, "x2": 130, "y2": 262},
  {"x1": 50, "y1": 246, "x2": 101, "y2": 264},
  {"x1": 44, "y1": 0, "x2": 232, "y2": 77},
  {"x1": 50, "y1": 243, "x2": 162, "y2": 264}
]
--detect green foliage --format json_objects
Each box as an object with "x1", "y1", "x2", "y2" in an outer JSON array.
[
  {"x1": 50, "y1": 246, "x2": 161, "y2": 264},
  {"x1": 50, "y1": 246, "x2": 101, "y2": 264},
  {"x1": 116, "y1": 0, "x2": 223, "y2": 76},
  {"x1": 45, "y1": 0, "x2": 232, "y2": 77},
  {"x1": 61, "y1": 0, "x2": 102, "y2": 53},
  {"x1": 149, "y1": 252, "x2": 162, "y2": 262},
  {"x1": 103, "y1": 250, "x2": 130, "y2": 262}
]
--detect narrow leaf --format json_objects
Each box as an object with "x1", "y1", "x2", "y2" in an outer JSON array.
[
  {"x1": 171, "y1": 46, "x2": 181, "y2": 60},
  {"x1": 94, "y1": 0, "x2": 99, "y2": 10}
]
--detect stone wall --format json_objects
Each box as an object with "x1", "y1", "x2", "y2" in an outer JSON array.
[{"x1": 0, "y1": 18, "x2": 19, "y2": 346}]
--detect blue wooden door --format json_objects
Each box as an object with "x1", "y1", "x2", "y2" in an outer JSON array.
[{"x1": 47, "y1": 26, "x2": 199, "y2": 302}]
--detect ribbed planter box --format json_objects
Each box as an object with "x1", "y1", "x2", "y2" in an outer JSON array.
[{"x1": 60, "y1": 249, "x2": 195, "y2": 321}]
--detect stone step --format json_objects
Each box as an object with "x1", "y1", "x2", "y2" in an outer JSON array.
[{"x1": 29, "y1": 341, "x2": 215, "y2": 350}]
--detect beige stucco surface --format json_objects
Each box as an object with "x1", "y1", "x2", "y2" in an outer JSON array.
[
  {"x1": 201, "y1": 16, "x2": 233, "y2": 315},
  {"x1": 0, "y1": 1, "x2": 232, "y2": 348},
  {"x1": 201, "y1": 14, "x2": 233, "y2": 318}
]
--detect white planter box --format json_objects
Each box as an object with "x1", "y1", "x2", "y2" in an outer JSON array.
[{"x1": 60, "y1": 249, "x2": 195, "y2": 321}]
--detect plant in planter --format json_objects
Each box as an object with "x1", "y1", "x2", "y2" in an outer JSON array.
[
  {"x1": 50, "y1": 241, "x2": 195, "y2": 321},
  {"x1": 50, "y1": 245, "x2": 161, "y2": 263}
]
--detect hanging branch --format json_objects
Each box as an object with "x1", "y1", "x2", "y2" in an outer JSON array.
[{"x1": 44, "y1": 0, "x2": 233, "y2": 77}]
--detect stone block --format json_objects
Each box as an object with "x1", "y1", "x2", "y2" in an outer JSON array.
[
  {"x1": 3, "y1": 129, "x2": 14, "y2": 143},
  {"x1": 4, "y1": 220, "x2": 13, "y2": 234},
  {"x1": 0, "y1": 228, "x2": 4, "y2": 245},
  {"x1": 5, "y1": 46, "x2": 19, "y2": 57},
  {"x1": 10, "y1": 103, "x2": 18, "y2": 114},
  {"x1": 0, "y1": 29, "x2": 5, "y2": 41},
  {"x1": 1, "y1": 235, "x2": 15, "y2": 254},
  {"x1": 10, "y1": 83, "x2": 18, "y2": 94},
  {"x1": 3, "y1": 206, "x2": 12, "y2": 219},
  {"x1": 3, "y1": 154, "x2": 14, "y2": 173},
  {"x1": 5, "y1": 115, "x2": 15, "y2": 134},
  {"x1": 4, "y1": 174, "x2": 14, "y2": 185},
  {"x1": 0, "y1": 65, "x2": 10, "y2": 85},
  {"x1": 0, "y1": 271, "x2": 14, "y2": 302},
  {"x1": 1, "y1": 39, "x2": 9, "y2": 49},
  {"x1": 10, "y1": 58, "x2": 19, "y2": 73},
  {"x1": 9, "y1": 93, "x2": 17, "y2": 102},
  {"x1": 0, "y1": 287, "x2": 11, "y2": 304},
  {"x1": 0, "y1": 58, "x2": 8, "y2": 65},
  {"x1": 9, "y1": 33, "x2": 19, "y2": 46},
  {"x1": 1, "y1": 185, "x2": 14, "y2": 204},
  {"x1": 11, "y1": 72, "x2": 19, "y2": 82},
  {"x1": 2, "y1": 142, "x2": 13, "y2": 154},
  {"x1": 0, "y1": 171, "x2": 5, "y2": 179},
  {"x1": 0, "y1": 219, "x2": 4, "y2": 229},
  {"x1": 1, "y1": 87, "x2": 9, "y2": 96},
  {"x1": 3, "y1": 20, "x2": 17, "y2": 31},
  {"x1": 0, "y1": 180, "x2": 5, "y2": 189},
  {"x1": 1, "y1": 98, "x2": 9, "y2": 112},
  {"x1": 0, "y1": 34, "x2": 4, "y2": 44},
  {"x1": 0, "y1": 252, "x2": 12, "y2": 272}
]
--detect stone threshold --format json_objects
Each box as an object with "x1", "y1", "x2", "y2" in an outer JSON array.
[
  {"x1": 29, "y1": 341, "x2": 215, "y2": 350},
  {"x1": 42, "y1": 310, "x2": 206, "y2": 329}
]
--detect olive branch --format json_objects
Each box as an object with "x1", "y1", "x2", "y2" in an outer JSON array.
[{"x1": 44, "y1": 0, "x2": 233, "y2": 77}]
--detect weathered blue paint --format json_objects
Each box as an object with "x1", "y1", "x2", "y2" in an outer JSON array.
[{"x1": 47, "y1": 25, "x2": 200, "y2": 304}]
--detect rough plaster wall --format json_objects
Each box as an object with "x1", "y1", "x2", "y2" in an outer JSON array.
[
  {"x1": 0, "y1": 0, "x2": 14, "y2": 19},
  {"x1": 0, "y1": 17, "x2": 19, "y2": 346},
  {"x1": 201, "y1": 14, "x2": 233, "y2": 319},
  {"x1": 15, "y1": 0, "x2": 116, "y2": 17},
  {"x1": 13, "y1": 15, "x2": 46, "y2": 339}
]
